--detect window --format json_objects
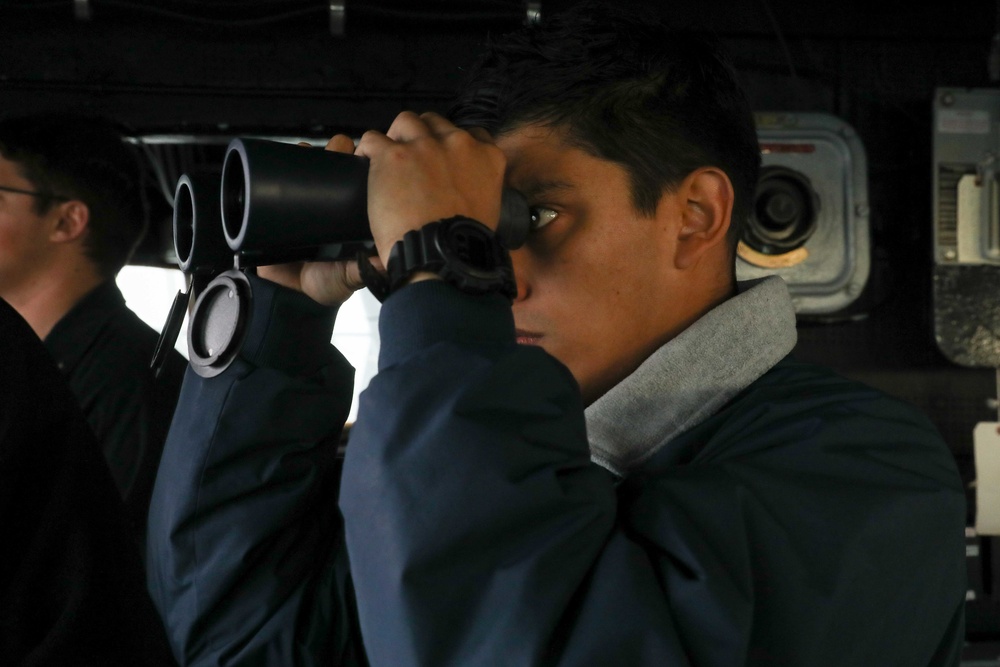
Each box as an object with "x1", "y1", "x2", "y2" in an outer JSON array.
[{"x1": 117, "y1": 265, "x2": 380, "y2": 422}]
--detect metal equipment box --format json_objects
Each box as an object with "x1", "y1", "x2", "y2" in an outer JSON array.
[{"x1": 738, "y1": 112, "x2": 871, "y2": 316}]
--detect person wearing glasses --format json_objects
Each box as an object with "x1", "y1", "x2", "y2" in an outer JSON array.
[{"x1": 0, "y1": 112, "x2": 186, "y2": 554}]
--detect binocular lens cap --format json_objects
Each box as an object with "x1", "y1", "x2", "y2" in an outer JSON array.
[{"x1": 188, "y1": 270, "x2": 251, "y2": 377}]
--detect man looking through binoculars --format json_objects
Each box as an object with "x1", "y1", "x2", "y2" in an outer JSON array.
[{"x1": 148, "y1": 4, "x2": 967, "y2": 665}]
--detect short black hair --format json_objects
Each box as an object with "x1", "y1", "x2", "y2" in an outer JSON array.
[
  {"x1": 448, "y1": 2, "x2": 760, "y2": 259},
  {"x1": 0, "y1": 112, "x2": 147, "y2": 279}
]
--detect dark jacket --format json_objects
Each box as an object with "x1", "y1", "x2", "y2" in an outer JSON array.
[
  {"x1": 148, "y1": 275, "x2": 966, "y2": 666},
  {"x1": 45, "y1": 279, "x2": 186, "y2": 551},
  {"x1": 0, "y1": 297, "x2": 177, "y2": 667}
]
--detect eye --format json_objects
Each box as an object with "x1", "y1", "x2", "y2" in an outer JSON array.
[{"x1": 529, "y1": 206, "x2": 558, "y2": 232}]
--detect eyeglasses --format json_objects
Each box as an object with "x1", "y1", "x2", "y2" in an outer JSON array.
[{"x1": 0, "y1": 184, "x2": 70, "y2": 201}]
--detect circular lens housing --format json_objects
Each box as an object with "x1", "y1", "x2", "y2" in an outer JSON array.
[
  {"x1": 743, "y1": 166, "x2": 820, "y2": 255},
  {"x1": 172, "y1": 177, "x2": 195, "y2": 269},
  {"x1": 221, "y1": 143, "x2": 249, "y2": 249}
]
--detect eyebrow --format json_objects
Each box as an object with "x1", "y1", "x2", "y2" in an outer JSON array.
[{"x1": 517, "y1": 179, "x2": 575, "y2": 200}]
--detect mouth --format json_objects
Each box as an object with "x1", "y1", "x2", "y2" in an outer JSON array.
[{"x1": 515, "y1": 329, "x2": 542, "y2": 346}]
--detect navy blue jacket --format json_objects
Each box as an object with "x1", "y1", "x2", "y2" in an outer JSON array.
[{"x1": 148, "y1": 275, "x2": 966, "y2": 666}]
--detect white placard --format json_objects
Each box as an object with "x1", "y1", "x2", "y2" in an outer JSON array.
[
  {"x1": 974, "y1": 421, "x2": 1000, "y2": 536},
  {"x1": 938, "y1": 109, "x2": 991, "y2": 135}
]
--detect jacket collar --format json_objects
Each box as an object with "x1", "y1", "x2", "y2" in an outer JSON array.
[{"x1": 584, "y1": 276, "x2": 797, "y2": 476}]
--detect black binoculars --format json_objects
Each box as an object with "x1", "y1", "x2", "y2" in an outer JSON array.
[{"x1": 172, "y1": 137, "x2": 530, "y2": 274}]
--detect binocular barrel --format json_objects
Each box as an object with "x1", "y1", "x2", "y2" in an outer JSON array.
[
  {"x1": 172, "y1": 171, "x2": 230, "y2": 274},
  {"x1": 222, "y1": 138, "x2": 372, "y2": 265},
  {"x1": 173, "y1": 137, "x2": 530, "y2": 273}
]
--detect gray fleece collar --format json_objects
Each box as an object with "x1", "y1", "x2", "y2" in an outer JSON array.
[{"x1": 584, "y1": 275, "x2": 798, "y2": 476}]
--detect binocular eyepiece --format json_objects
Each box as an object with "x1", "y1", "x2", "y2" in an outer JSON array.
[{"x1": 173, "y1": 137, "x2": 530, "y2": 274}]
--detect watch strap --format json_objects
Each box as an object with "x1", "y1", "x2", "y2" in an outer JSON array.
[{"x1": 357, "y1": 247, "x2": 390, "y2": 303}]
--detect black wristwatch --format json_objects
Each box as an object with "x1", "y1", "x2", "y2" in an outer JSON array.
[{"x1": 383, "y1": 216, "x2": 516, "y2": 300}]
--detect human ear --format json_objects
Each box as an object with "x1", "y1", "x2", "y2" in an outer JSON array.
[
  {"x1": 673, "y1": 167, "x2": 733, "y2": 270},
  {"x1": 50, "y1": 200, "x2": 90, "y2": 244}
]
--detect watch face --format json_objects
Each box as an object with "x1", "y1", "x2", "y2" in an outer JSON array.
[
  {"x1": 443, "y1": 219, "x2": 498, "y2": 272},
  {"x1": 386, "y1": 216, "x2": 515, "y2": 298}
]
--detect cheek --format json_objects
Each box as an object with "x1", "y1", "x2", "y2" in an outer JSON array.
[
  {"x1": 550, "y1": 260, "x2": 663, "y2": 385},
  {"x1": 0, "y1": 228, "x2": 26, "y2": 287},
  {"x1": 0, "y1": 224, "x2": 24, "y2": 258},
  {"x1": 0, "y1": 219, "x2": 44, "y2": 271},
  {"x1": 527, "y1": 229, "x2": 643, "y2": 335}
]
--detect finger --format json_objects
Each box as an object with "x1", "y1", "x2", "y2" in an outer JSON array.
[
  {"x1": 466, "y1": 126, "x2": 494, "y2": 144},
  {"x1": 354, "y1": 128, "x2": 394, "y2": 160},
  {"x1": 325, "y1": 133, "x2": 356, "y2": 154},
  {"x1": 419, "y1": 111, "x2": 459, "y2": 137},
  {"x1": 296, "y1": 259, "x2": 365, "y2": 307},
  {"x1": 257, "y1": 262, "x2": 304, "y2": 292},
  {"x1": 385, "y1": 110, "x2": 432, "y2": 142},
  {"x1": 342, "y1": 258, "x2": 366, "y2": 291}
]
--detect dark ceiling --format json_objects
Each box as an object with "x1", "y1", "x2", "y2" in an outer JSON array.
[{"x1": 1, "y1": 0, "x2": 996, "y2": 136}]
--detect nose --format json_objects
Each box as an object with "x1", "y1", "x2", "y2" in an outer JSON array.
[{"x1": 509, "y1": 248, "x2": 530, "y2": 302}]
